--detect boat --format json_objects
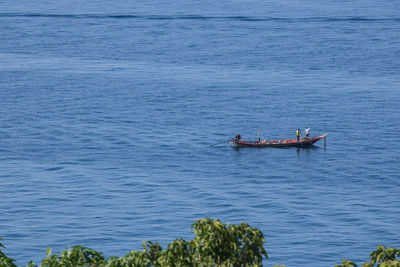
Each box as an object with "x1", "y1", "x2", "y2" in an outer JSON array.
[{"x1": 231, "y1": 133, "x2": 327, "y2": 148}]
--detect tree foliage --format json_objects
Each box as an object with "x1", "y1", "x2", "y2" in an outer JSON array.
[
  {"x1": 0, "y1": 238, "x2": 17, "y2": 267},
  {"x1": 334, "y1": 245, "x2": 400, "y2": 267},
  {"x1": 1, "y1": 218, "x2": 268, "y2": 267},
  {"x1": 1, "y1": 221, "x2": 399, "y2": 267},
  {"x1": 369, "y1": 245, "x2": 400, "y2": 266},
  {"x1": 190, "y1": 218, "x2": 267, "y2": 267},
  {"x1": 39, "y1": 245, "x2": 106, "y2": 267}
]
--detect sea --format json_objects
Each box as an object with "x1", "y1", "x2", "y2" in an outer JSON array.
[{"x1": 0, "y1": 1, "x2": 399, "y2": 266}]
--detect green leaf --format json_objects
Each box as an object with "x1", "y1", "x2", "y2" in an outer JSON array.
[{"x1": 46, "y1": 247, "x2": 52, "y2": 257}]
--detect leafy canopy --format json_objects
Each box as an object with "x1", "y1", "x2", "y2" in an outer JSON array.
[{"x1": 1, "y1": 221, "x2": 399, "y2": 267}]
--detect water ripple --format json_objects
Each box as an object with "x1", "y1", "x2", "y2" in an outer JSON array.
[{"x1": 0, "y1": 13, "x2": 399, "y2": 23}]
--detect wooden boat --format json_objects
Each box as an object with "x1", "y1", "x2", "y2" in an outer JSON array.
[{"x1": 231, "y1": 133, "x2": 327, "y2": 148}]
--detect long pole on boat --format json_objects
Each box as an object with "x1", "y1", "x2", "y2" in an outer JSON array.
[
  {"x1": 210, "y1": 139, "x2": 232, "y2": 147},
  {"x1": 258, "y1": 128, "x2": 260, "y2": 141}
]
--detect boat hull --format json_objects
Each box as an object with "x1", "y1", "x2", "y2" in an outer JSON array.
[{"x1": 231, "y1": 134, "x2": 327, "y2": 148}]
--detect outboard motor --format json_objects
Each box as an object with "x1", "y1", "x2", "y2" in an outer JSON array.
[{"x1": 234, "y1": 134, "x2": 241, "y2": 141}]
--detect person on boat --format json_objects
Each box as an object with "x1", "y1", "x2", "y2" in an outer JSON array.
[
  {"x1": 296, "y1": 128, "x2": 300, "y2": 142},
  {"x1": 305, "y1": 127, "x2": 310, "y2": 138},
  {"x1": 234, "y1": 134, "x2": 241, "y2": 142}
]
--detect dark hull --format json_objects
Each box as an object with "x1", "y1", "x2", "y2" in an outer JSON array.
[{"x1": 231, "y1": 134, "x2": 327, "y2": 148}]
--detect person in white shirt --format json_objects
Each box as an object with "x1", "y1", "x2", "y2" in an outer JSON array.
[{"x1": 305, "y1": 127, "x2": 310, "y2": 138}]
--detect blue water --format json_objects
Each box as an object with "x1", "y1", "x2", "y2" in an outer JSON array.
[{"x1": 1, "y1": 1, "x2": 400, "y2": 266}]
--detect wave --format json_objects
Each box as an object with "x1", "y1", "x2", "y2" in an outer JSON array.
[{"x1": 0, "y1": 13, "x2": 399, "y2": 23}]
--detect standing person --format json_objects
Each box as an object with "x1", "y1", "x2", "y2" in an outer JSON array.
[
  {"x1": 296, "y1": 128, "x2": 300, "y2": 142},
  {"x1": 305, "y1": 127, "x2": 310, "y2": 138}
]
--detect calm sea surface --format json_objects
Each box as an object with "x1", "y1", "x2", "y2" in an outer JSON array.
[{"x1": 1, "y1": 1, "x2": 400, "y2": 266}]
